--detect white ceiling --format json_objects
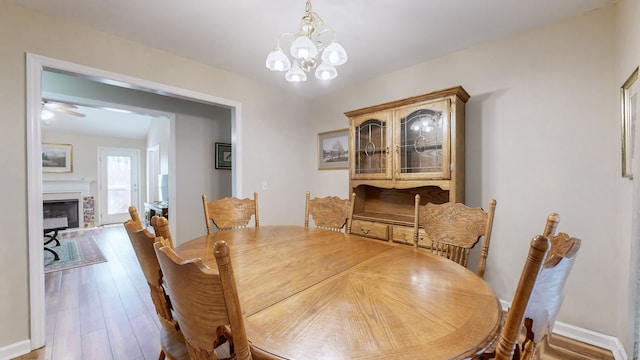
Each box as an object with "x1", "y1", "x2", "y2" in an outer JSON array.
[
  {"x1": 12, "y1": 0, "x2": 614, "y2": 99},
  {"x1": 40, "y1": 102, "x2": 161, "y2": 139},
  {"x1": 19, "y1": 0, "x2": 614, "y2": 137}
]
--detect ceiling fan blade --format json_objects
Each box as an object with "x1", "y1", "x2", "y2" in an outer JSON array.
[
  {"x1": 58, "y1": 108, "x2": 86, "y2": 117},
  {"x1": 42, "y1": 100, "x2": 85, "y2": 117},
  {"x1": 43, "y1": 100, "x2": 76, "y2": 109}
]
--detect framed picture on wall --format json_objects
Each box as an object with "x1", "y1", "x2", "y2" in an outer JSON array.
[
  {"x1": 622, "y1": 66, "x2": 639, "y2": 179},
  {"x1": 215, "y1": 142, "x2": 232, "y2": 170},
  {"x1": 42, "y1": 143, "x2": 73, "y2": 173},
  {"x1": 318, "y1": 129, "x2": 349, "y2": 170}
]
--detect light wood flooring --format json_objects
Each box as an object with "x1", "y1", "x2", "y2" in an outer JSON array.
[
  {"x1": 15, "y1": 224, "x2": 164, "y2": 360},
  {"x1": 14, "y1": 225, "x2": 615, "y2": 360}
]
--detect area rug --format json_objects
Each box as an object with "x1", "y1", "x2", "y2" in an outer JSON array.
[{"x1": 44, "y1": 236, "x2": 107, "y2": 273}]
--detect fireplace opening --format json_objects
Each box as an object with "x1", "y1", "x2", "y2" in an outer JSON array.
[{"x1": 43, "y1": 199, "x2": 79, "y2": 228}]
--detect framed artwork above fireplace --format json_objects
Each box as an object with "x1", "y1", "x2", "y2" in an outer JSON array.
[{"x1": 42, "y1": 143, "x2": 72, "y2": 173}]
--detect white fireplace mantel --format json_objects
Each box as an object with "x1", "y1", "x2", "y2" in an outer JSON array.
[{"x1": 42, "y1": 179, "x2": 93, "y2": 197}]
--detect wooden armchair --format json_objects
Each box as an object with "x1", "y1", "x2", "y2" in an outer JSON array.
[
  {"x1": 154, "y1": 240, "x2": 253, "y2": 360},
  {"x1": 489, "y1": 217, "x2": 581, "y2": 360},
  {"x1": 151, "y1": 215, "x2": 175, "y2": 249},
  {"x1": 123, "y1": 219, "x2": 188, "y2": 360},
  {"x1": 413, "y1": 196, "x2": 497, "y2": 277},
  {"x1": 305, "y1": 192, "x2": 356, "y2": 233},
  {"x1": 202, "y1": 192, "x2": 259, "y2": 233}
]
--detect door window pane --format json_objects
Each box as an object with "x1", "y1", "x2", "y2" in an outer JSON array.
[{"x1": 107, "y1": 155, "x2": 131, "y2": 214}]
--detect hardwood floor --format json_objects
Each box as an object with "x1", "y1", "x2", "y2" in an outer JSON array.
[
  {"x1": 13, "y1": 225, "x2": 615, "y2": 360},
  {"x1": 15, "y1": 225, "x2": 164, "y2": 360}
]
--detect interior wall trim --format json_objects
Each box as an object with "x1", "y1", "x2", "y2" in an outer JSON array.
[{"x1": 0, "y1": 340, "x2": 31, "y2": 360}]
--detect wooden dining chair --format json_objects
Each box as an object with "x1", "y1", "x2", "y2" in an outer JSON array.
[
  {"x1": 304, "y1": 192, "x2": 356, "y2": 233},
  {"x1": 202, "y1": 192, "x2": 259, "y2": 233},
  {"x1": 128, "y1": 205, "x2": 144, "y2": 231},
  {"x1": 123, "y1": 219, "x2": 188, "y2": 360},
  {"x1": 488, "y1": 221, "x2": 582, "y2": 360},
  {"x1": 151, "y1": 215, "x2": 175, "y2": 249},
  {"x1": 413, "y1": 196, "x2": 497, "y2": 277},
  {"x1": 154, "y1": 240, "x2": 253, "y2": 360}
]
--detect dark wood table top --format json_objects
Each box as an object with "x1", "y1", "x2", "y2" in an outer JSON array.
[{"x1": 177, "y1": 225, "x2": 502, "y2": 360}]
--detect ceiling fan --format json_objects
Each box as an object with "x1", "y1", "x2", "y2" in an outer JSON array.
[{"x1": 42, "y1": 100, "x2": 86, "y2": 118}]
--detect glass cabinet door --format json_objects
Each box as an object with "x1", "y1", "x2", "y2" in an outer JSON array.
[
  {"x1": 350, "y1": 111, "x2": 393, "y2": 179},
  {"x1": 394, "y1": 99, "x2": 451, "y2": 180}
]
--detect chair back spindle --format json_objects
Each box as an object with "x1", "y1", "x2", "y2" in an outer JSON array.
[
  {"x1": 151, "y1": 215, "x2": 175, "y2": 249},
  {"x1": 128, "y1": 205, "x2": 144, "y2": 231},
  {"x1": 494, "y1": 235, "x2": 550, "y2": 360}
]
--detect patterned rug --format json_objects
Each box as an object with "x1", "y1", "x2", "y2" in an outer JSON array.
[{"x1": 44, "y1": 236, "x2": 107, "y2": 273}]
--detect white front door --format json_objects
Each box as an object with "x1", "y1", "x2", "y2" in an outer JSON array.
[{"x1": 99, "y1": 147, "x2": 140, "y2": 224}]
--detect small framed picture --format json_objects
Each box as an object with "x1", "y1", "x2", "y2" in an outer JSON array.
[
  {"x1": 42, "y1": 143, "x2": 72, "y2": 173},
  {"x1": 318, "y1": 129, "x2": 349, "y2": 170},
  {"x1": 215, "y1": 142, "x2": 232, "y2": 170},
  {"x1": 622, "y1": 67, "x2": 639, "y2": 179}
]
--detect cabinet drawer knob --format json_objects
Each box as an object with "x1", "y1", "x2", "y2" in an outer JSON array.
[{"x1": 361, "y1": 228, "x2": 370, "y2": 234}]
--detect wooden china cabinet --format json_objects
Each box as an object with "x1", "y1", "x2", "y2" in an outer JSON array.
[{"x1": 345, "y1": 86, "x2": 469, "y2": 244}]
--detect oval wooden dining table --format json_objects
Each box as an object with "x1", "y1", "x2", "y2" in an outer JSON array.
[{"x1": 177, "y1": 225, "x2": 502, "y2": 360}]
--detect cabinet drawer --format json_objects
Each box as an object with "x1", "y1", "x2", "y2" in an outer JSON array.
[
  {"x1": 351, "y1": 220, "x2": 388, "y2": 240},
  {"x1": 415, "y1": 229, "x2": 432, "y2": 249},
  {"x1": 391, "y1": 226, "x2": 416, "y2": 246}
]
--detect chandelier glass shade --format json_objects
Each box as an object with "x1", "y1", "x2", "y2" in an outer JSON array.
[{"x1": 265, "y1": 0, "x2": 348, "y2": 82}]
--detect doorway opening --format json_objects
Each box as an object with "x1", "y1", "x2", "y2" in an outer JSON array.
[{"x1": 26, "y1": 53, "x2": 243, "y2": 349}]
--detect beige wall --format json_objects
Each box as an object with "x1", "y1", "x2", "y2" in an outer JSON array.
[
  {"x1": 616, "y1": 0, "x2": 640, "y2": 354},
  {"x1": 311, "y1": 3, "x2": 634, "y2": 353},
  {"x1": 0, "y1": 0, "x2": 310, "y2": 353},
  {"x1": 41, "y1": 131, "x2": 148, "y2": 224},
  {"x1": 2, "y1": 0, "x2": 638, "y2": 357}
]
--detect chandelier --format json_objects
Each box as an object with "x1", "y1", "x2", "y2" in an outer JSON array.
[{"x1": 265, "y1": 0, "x2": 348, "y2": 82}]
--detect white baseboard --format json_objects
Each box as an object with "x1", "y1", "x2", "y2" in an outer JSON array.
[
  {"x1": 499, "y1": 299, "x2": 628, "y2": 360},
  {"x1": 0, "y1": 339, "x2": 32, "y2": 360},
  {"x1": 553, "y1": 322, "x2": 628, "y2": 360}
]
